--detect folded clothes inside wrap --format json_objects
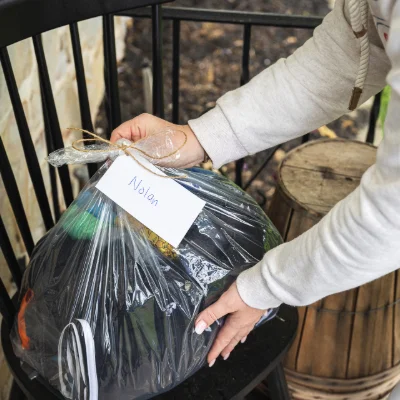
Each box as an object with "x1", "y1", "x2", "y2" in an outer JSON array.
[{"x1": 11, "y1": 131, "x2": 282, "y2": 400}]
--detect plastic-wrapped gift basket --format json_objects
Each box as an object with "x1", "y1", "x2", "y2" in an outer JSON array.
[{"x1": 11, "y1": 129, "x2": 282, "y2": 400}]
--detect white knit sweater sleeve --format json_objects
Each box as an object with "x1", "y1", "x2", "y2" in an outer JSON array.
[
  {"x1": 188, "y1": 0, "x2": 389, "y2": 169},
  {"x1": 238, "y1": 2, "x2": 400, "y2": 309},
  {"x1": 187, "y1": 0, "x2": 400, "y2": 310}
]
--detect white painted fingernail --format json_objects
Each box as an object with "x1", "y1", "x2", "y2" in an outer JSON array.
[
  {"x1": 209, "y1": 359, "x2": 216, "y2": 367},
  {"x1": 241, "y1": 336, "x2": 247, "y2": 344},
  {"x1": 195, "y1": 320, "x2": 207, "y2": 335},
  {"x1": 223, "y1": 353, "x2": 230, "y2": 361}
]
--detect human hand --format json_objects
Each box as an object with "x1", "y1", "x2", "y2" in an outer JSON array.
[
  {"x1": 194, "y1": 282, "x2": 267, "y2": 367},
  {"x1": 110, "y1": 113, "x2": 206, "y2": 168}
]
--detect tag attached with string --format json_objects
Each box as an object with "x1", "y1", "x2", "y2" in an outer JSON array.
[
  {"x1": 96, "y1": 154, "x2": 205, "y2": 248},
  {"x1": 47, "y1": 127, "x2": 206, "y2": 248}
]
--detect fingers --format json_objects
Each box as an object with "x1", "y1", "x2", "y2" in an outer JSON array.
[
  {"x1": 110, "y1": 113, "x2": 172, "y2": 144},
  {"x1": 195, "y1": 283, "x2": 243, "y2": 334},
  {"x1": 109, "y1": 115, "x2": 206, "y2": 169},
  {"x1": 194, "y1": 282, "x2": 268, "y2": 366},
  {"x1": 220, "y1": 330, "x2": 250, "y2": 360},
  {"x1": 206, "y1": 323, "x2": 236, "y2": 363},
  {"x1": 195, "y1": 296, "x2": 233, "y2": 335},
  {"x1": 209, "y1": 323, "x2": 250, "y2": 363},
  {"x1": 110, "y1": 117, "x2": 146, "y2": 143}
]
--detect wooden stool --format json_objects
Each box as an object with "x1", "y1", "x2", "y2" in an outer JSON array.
[{"x1": 269, "y1": 139, "x2": 400, "y2": 400}]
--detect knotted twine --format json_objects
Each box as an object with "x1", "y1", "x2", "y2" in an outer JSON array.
[{"x1": 69, "y1": 127, "x2": 188, "y2": 179}]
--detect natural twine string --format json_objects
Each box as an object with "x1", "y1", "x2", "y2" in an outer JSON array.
[{"x1": 68, "y1": 127, "x2": 187, "y2": 179}]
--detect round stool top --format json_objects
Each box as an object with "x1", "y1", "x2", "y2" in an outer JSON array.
[{"x1": 278, "y1": 139, "x2": 377, "y2": 217}]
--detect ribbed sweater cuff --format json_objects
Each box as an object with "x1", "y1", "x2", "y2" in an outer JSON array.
[
  {"x1": 236, "y1": 262, "x2": 282, "y2": 309},
  {"x1": 188, "y1": 106, "x2": 248, "y2": 168}
]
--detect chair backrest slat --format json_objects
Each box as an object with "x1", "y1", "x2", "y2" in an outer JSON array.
[
  {"x1": 0, "y1": 138, "x2": 34, "y2": 256},
  {"x1": 234, "y1": 24, "x2": 252, "y2": 187},
  {"x1": 0, "y1": 48, "x2": 54, "y2": 231},
  {"x1": 151, "y1": 5, "x2": 165, "y2": 118},
  {"x1": 69, "y1": 22, "x2": 98, "y2": 177},
  {"x1": 172, "y1": 19, "x2": 180, "y2": 124},
  {"x1": 32, "y1": 35, "x2": 74, "y2": 207},
  {"x1": 40, "y1": 92, "x2": 62, "y2": 222},
  {"x1": 103, "y1": 15, "x2": 122, "y2": 135},
  {"x1": 0, "y1": 217, "x2": 23, "y2": 289},
  {"x1": 240, "y1": 24, "x2": 251, "y2": 86},
  {"x1": 0, "y1": 277, "x2": 15, "y2": 327}
]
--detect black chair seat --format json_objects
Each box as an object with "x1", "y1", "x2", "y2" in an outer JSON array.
[{"x1": 2, "y1": 302, "x2": 297, "y2": 400}]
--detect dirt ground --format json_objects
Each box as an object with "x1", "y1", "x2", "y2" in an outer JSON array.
[{"x1": 96, "y1": 0, "x2": 372, "y2": 210}]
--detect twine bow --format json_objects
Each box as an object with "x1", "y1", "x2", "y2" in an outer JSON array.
[{"x1": 68, "y1": 127, "x2": 187, "y2": 179}]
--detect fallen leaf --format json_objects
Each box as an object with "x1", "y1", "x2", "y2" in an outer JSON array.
[
  {"x1": 318, "y1": 125, "x2": 337, "y2": 138},
  {"x1": 341, "y1": 119, "x2": 354, "y2": 129},
  {"x1": 207, "y1": 66, "x2": 215, "y2": 83},
  {"x1": 274, "y1": 149, "x2": 286, "y2": 162},
  {"x1": 201, "y1": 160, "x2": 213, "y2": 170},
  {"x1": 209, "y1": 29, "x2": 224, "y2": 40}
]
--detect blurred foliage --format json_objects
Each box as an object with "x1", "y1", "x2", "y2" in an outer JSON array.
[{"x1": 379, "y1": 86, "x2": 391, "y2": 133}]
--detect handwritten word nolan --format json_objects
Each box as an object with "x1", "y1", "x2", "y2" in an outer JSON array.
[{"x1": 128, "y1": 177, "x2": 159, "y2": 206}]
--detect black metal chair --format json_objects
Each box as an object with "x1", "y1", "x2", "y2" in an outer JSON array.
[{"x1": 0, "y1": 0, "x2": 298, "y2": 398}]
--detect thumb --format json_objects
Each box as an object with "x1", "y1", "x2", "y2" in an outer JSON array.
[{"x1": 195, "y1": 296, "x2": 233, "y2": 335}]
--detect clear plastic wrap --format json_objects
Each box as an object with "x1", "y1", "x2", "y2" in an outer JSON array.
[
  {"x1": 46, "y1": 128, "x2": 188, "y2": 168},
  {"x1": 11, "y1": 131, "x2": 282, "y2": 400}
]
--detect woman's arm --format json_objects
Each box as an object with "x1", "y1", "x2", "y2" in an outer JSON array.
[
  {"x1": 237, "y1": 1, "x2": 400, "y2": 309},
  {"x1": 194, "y1": 1, "x2": 400, "y2": 365},
  {"x1": 111, "y1": 0, "x2": 389, "y2": 169},
  {"x1": 189, "y1": 0, "x2": 390, "y2": 168}
]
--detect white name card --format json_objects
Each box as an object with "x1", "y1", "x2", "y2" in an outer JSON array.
[{"x1": 96, "y1": 155, "x2": 206, "y2": 248}]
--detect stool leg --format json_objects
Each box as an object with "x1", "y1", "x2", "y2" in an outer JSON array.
[
  {"x1": 266, "y1": 362, "x2": 291, "y2": 400},
  {"x1": 9, "y1": 380, "x2": 27, "y2": 400}
]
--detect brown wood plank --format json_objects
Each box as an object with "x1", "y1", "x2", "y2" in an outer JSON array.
[
  {"x1": 295, "y1": 300, "x2": 323, "y2": 375},
  {"x1": 309, "y1": 290, "x2": 357, "y2": 378},
  {"x1": 346, "y1": 276, "x2": 393, "y2": 378},
  {"x1": 284, "y1": 306, "x2": 307, "y2": 370},
  {"x1": 267, "y1": 187, "x2": 292, "y2": 237},
  {"x1": 281, "y1": 210, "x2": 317, "y2": 372},
  {"x1": 368, "y1": 272, "x2": 395, "y2": 374},
  {"x1": 284, "y1": 210, "x2": 316, "y2": 242},
  {"x1": 346, "y1": 282, "x2": 376, "y2": 378}
]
